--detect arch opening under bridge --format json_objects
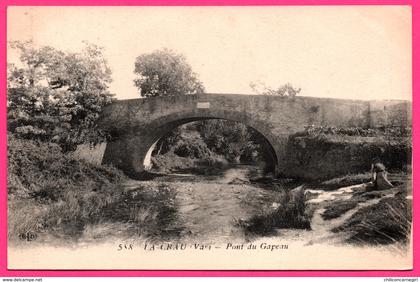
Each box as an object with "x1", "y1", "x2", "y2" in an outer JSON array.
[{"x1": 141, "y1": 117, "x2": 279, "y2": 173}]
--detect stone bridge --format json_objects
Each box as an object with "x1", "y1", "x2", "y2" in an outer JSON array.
[{"x1": 97, "y1": 94, "x2": 411, "y2": 178}]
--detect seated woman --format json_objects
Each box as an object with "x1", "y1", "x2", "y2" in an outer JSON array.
[{"x1": 371, "y1": 159, "x2": 393, "y2": 190}]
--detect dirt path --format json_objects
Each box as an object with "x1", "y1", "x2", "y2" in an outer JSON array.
[
  {"x1": 175, "y1": 182, "x2": 255, "y2": 242},
  {"x1": 124, "y1": 165, "x2": 283, "y2": 243}
]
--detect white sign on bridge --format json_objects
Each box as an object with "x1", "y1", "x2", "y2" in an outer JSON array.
[{"x1": 197, "y1": 102, "x2": 210, "y2": 109}]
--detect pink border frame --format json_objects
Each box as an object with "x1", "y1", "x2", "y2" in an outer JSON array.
[{"x1": 0, "y1": 0, "x2": 418, "y2": 277}]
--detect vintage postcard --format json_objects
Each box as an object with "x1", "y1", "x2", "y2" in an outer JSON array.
[{"x1": 6, "y1": 6, "x2": 412, "y2": 270}]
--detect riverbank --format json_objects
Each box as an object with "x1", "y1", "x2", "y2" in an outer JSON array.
[
  {"x1": 9, "y1": 169, "x2": 412, "y2": 270},
  {"x1": 8, "y1": 135, "x2": 411, "y2": 251},
  {"x1": 76, "y1": 166, "x2": 414, "y2": 248}
]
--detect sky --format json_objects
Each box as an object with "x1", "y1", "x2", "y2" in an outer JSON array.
[{"x1": 7, "y1": 6, "x2": 412, "y2": 101}]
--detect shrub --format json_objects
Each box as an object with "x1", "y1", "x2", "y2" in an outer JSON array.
[
  {"x1": 8, "y1": 134, "x2": 124, "y2": 199},
  {"x1": 237, "y1": 186, "x2": 311, "y2": 236},
  {"x1": 300, "y1": 125, "x2": 411, "y2": 139},
  {"x1": 173, "y1": 137, "x2": 212, "y2": 159},
  {"x1": 197, "y1": 119, "x2": 257, "y2": 162},
  {"x1": 7, "y1": 41, "x2": 114, "y2": 152},
  {"x1": 8, "y1": 135, "x2": 180, "y2": 243}
]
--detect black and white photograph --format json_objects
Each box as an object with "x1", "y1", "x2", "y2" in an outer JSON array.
[{"x1": 6, "y1": 6, "x2": 412, "y2": 269}]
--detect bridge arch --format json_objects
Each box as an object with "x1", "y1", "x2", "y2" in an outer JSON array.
[
  {"x1": 97, "y1": 93, "x2": 392, "y2": 179},
  {"x1": 141, "y1": 116, "x2": 279, "y2": 171},
  {"x1": 102, "y1": 109, "x2": 282, "y2": 178}
]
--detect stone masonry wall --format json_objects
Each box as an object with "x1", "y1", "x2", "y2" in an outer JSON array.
[{"x1": 98, "y1": 94, "x2": 411, "y2": 179}]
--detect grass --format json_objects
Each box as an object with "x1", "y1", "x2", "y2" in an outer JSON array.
[
  {"x1": 235, "y1": 186, "x2": 311, "y2": 236},
  {"x1": 306, "y1": 169, "x2": 408, "y2": 192},
  {"x1": 331, "y1": 185, "x2": 411, "y2": 245},
  {"x1": 322, "y1": 200, "x2": 359, "y2": 220},
  {"x1": 321, "y1": 189, "x2": 397, "y2": 221},
  {"x1": 314, "y1": 173, "x2": 371, "y2": 191},
  {"x1": 101, "y1": 183, "x2": 182, "y2": 241},
  {"x1": 8, "y1": 135, "x2": 180, "y2": 244}
]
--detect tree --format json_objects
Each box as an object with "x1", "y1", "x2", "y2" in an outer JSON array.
[
  {"x1": 250, "y1": 81, "x2": 301, "y2": 97},
  {"x1": 133, "y1": 49, "x2": 260, "y2": 165},
  {"x1": 197, "y1": 119, "x2": 257, "y2": 163},
  {"x1": 134, "y1": 48, "x2": 204, "y2": 97},
  {"x1": 7, "y1": 41, "x2": 114, "y2": 152}
]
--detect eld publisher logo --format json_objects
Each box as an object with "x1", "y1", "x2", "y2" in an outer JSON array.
[{"x1": 18, "y1": 231, "x2": 37, "y2": 242}]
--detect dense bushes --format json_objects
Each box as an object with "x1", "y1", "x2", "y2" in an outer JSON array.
[
  {"x1": 236, "y1": 186, "x2": 311, "y2": 236},
  {"x1": 151, "y1": 120, "x2": 266, "y2": 172},
  {"x1": 152, "y1": 127, "x2": 213, "y2": 159},
  {"x1": 8, "y1": 135, "x2": 179, "y2": 243},
  {"x1": 8, "y1": 134, "x2": 125, "y2": 239},
  {"x1": 7, "y1": 41, "x2": 114, "y2": 152},
  {"x1": 172, "y1": 134, "x2": 212, "y2": 159},
  {"x1": 197, "y1": 120, "x2": 258, "y2": 163},
  {"x1": 8, "y1": 135, "x2": 125, "y2": 199},
  {"x1": 299, "y1": 125, "x2": 411, "y2": 138}
]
